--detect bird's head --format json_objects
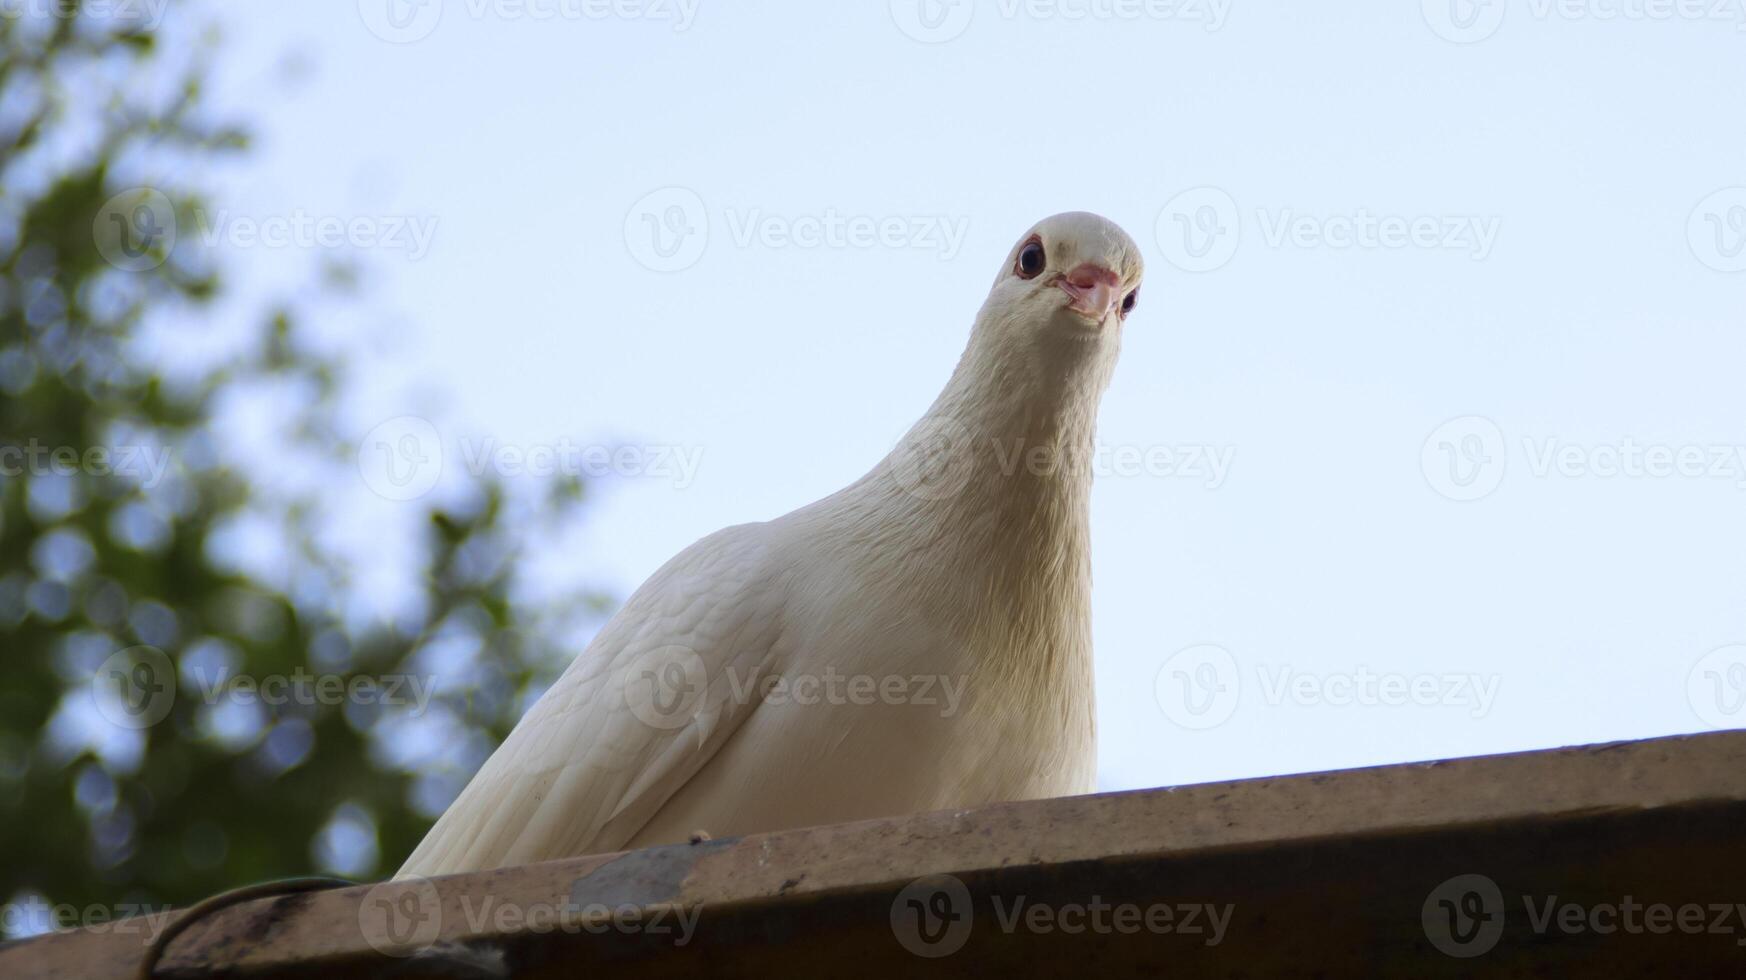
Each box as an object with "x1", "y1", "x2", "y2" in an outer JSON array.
[
  {"x1": 983, "y1": 211, "x2": 1144, "y2": 340},
  {"x1": 928, "y1": 211, "x2": 1143, "y2": 435}
]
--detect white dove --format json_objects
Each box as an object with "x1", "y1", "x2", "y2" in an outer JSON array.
[{"x1": 398, "y1": 212, "x2": 1144, "y2": 877}]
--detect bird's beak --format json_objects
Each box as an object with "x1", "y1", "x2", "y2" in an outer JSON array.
[{"x1": 1056, "y1": 263, "x2": 1121, "y2": 323}]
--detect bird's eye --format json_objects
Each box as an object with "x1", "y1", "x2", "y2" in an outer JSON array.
[
  {"x1": 1121, "y1": 289, "x2": 1138, "y2": 315},
  {"x1": 1015, "y1": 238, "x2": 1046, "y2": 279}
]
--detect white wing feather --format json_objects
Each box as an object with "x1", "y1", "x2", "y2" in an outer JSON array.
[{"x1": 397, "y1": 524, "x2": 786, "y2": 877}]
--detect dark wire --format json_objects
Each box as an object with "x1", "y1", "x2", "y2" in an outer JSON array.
[{"x1": 137, "y1": 876, "x2": 356, "y2": 979}]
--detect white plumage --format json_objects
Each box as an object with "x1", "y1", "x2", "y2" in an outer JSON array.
[{"x1": 398, "y1": 212, "x2": 1144, "y2": 877}]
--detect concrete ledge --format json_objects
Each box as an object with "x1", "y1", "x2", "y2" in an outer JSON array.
[{"x1": 7, "y1": 730, "x2": 1745, "y2": 977}]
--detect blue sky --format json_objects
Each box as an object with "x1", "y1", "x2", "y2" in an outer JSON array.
[{"x1": 187, "y1": 1, "x2": 1744, "y2": 791}]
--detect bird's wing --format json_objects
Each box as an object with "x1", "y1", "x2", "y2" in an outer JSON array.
[{"x1": 397, "y1": 524, "x2": 787, "y2": 877}]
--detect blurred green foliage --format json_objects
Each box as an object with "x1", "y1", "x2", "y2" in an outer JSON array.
[{"x1": 0, "y1": 6, "x2": 604, "y2": 925}]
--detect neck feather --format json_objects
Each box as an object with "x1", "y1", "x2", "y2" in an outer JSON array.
[{"x1": 824, "y1": 307, "x2": 1117, "y2": 644}]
